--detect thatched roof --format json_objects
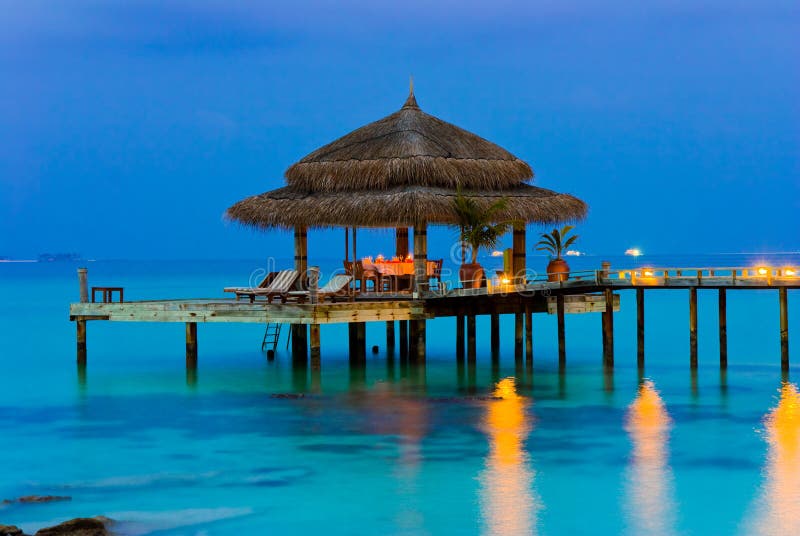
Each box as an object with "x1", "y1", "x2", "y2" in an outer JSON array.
[
  {"x1": 285, "y1": 92, "x2": 532, "y2": 192},
  {"x1": 227, "y1": 185, "x2": 586, "y2": 229},
  {"x1": 226, "y1": 89, "x2": 588, "y2": 229}
]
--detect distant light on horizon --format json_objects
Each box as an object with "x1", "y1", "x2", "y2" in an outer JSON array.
[{"x1": 625, "y1": 248, "x2": 643, "y2": 257}]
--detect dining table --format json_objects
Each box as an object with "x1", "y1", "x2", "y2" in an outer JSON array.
[{"x1": 363, "y1": 259, "x2": 435, "y2": 291}]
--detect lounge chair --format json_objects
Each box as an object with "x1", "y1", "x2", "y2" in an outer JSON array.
[
  {"x1": 225, "y1": 270, "x2": 299, "y2": 303},
  {"x1": 224, "y1": 271, "x2": 278, "y2": 301},
  {"x1": 287, "y1": 274, "x2": 353, "y2": 303}
]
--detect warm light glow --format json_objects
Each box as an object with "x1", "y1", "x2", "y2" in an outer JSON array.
[
  {"x1": 501, "y1": 277, "x2": 511, "y2": 285},
  {"x1": 785, "y1": 269, "x2": 796, "y2": 277},
  {"x1": 745, "y1": 383, "x2": 800, "y2": 534},
  {"x1": 491, "y1": 250, "x2": 504, "y2": 257},
  {"x1": 479, "y1": 378, "x2": 538, "y2": 535},
  {"x1": 624, "y1": 380, "x2": 675, "y2": 535},
  {"x1": 758, "y1": 267, "x2": 769, "y2": 276},
  {"x1": 625, "y1": 248, "x2": 642, "y2": 257},
  {"x1": 643, "y1": 270, "x2": 654, "y2": 277}
]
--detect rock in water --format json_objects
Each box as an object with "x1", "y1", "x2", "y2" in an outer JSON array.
[
  {"x1": 34, "y1": 517, "x2": 113, "y2": 536},
  {"x1": 0, "y1": 525, "x2": 26, "y2": 536}
]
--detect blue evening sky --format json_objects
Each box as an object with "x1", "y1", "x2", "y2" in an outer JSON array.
[{"x1": 1, "y1": 0, "x2": 798, "y2": 260}]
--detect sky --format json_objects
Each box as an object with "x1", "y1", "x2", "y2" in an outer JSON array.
[{"x1": 1, "y1": 0, "x2": 798, "y2": 259}]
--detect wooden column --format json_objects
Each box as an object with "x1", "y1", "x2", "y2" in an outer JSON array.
[
  {"x1": 514, "y1": 313, "x2": 523, "y2": 360},
  {"x1": 395, "y1": 228, "x2": 409, "y2": 258},
  {"x1": 76, "y1": 319, "x2": 87, "y2": 365},
  {"x1": 399, "y1": 320, "x2": 409, "y2": 359},
  {"x1": 310, "y1": 324, "x2": 321, "y2": 362},
  {"x1": 294, "y1": 226, "x2": 308, "y2": 289},
  {"x1": 719, "y1": 289, "x2": 727, "y2": 368},
  {"x1": 349, "y1": 322, "x2": 366, "y2": 363},
  {"x1": 386, "y1": 321, "x2": 395, "y2": 354},
  {"x1": 292, "y1": 324, "x2": 308, "y2": 363},
  {"x1": 601, "y1": 288, "x2": 614, "y2": 366},
  {"x1": 525, "y1": 305, "x2": 533, "y2": 363},
  {"x1": 186, "y1": 322, "x2": 198, "y2": 367},
  {"x1": 456, "y1": 315, "x2": 465, "y2": 361},
  {"x1": 780, "y1": 287, "x2": 789, "y2": 370},
  {"x1": 78, "y1": 267, "x2": 88, "y2": 303},
  {"x1": 491, "y1": 313, "x2": 500, "y2": 354},
  {"x1": 512, "y1": 223, "x2": 526, "y2": 283},
  {"x1": 467, "y1": 315, "x2": 477, "y2": 362},
  {"x1": 408, "y1": 320, "x2": 419, "y2": 358},
  {"x1": 413, "y1": 223, "x2": 428, "y2": 294},
  {"x1": 689, "y1": 287, "x2": 698, "y2": 368},
  {"x1": 636, "y1": 288, "x2": 645, "y2": 369},
  {"x1": 557, "y1": 294, "x2": 566, "y2": 365}
]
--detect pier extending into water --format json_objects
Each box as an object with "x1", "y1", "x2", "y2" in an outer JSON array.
[{"x1": 70, "y1": 264, "x2": 796, "y2": 374}]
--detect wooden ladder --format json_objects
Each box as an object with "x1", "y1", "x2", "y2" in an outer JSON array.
[{"x1": 261, "y1": 322, "x2": 283, "y2": 352}]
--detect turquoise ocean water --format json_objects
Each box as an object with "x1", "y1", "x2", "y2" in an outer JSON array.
[{"x1": 1, "y1": 253, "x2": 798, "y2": 534}]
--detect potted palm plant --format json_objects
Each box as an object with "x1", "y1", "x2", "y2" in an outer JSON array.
[
  {"x1": 535, "y1": 225, "x2": 578, "y2": 282},
  {"x1": 453, "y1": 193, "x2": 510, "y2": 288}
]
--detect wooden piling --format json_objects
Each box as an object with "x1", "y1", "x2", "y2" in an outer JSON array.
[
  {"x1": 349, "y1": 322, "x2": 366, "y2": 363},
  {"x1": 408, "y1": 320, "x2": 418, "y2": 358},
  {"x1": 413, "y1": 224, "x2": 428, "y2": 294},
  {"x1": 719, "y1": 289, "x2": 727, "y2": 368},
  {"x1": 557, "y1": 294, "x2": 566, "y2": 365},
  {"x1": 292, "y1": 324, "x2": 308, "y2": 363},
  {"x1": 603, "y1": 288, "x2": 614, "y2": 366},
  {"x1": 456, "y1": 315, "x2": 465, "y2": 361},
  {"x1": 525, "y1": 305, "x2": 533, "y2": 363},
  {"x1": 512, "y1": 223, "x2": 526, "y2": 284},
  {"x1": 467, "y1": 314, "x2": 477, "y2": 362},
  {"x1": 689, "y1": 287, "x2": 698, "y2": 368},
  {"x1": 514, "y1": 313, "x2": 523, "y2": 361},
  {"x1": 491, "y1": 313, "x2": 500, "y2": 352},
  {"x1": 78, "y1": 268, "x2": 88, "y2": 303},
  {"x1": 310, "y1": 323, "x2": 321, "y2": 362},
  {"x1": 185, "y1": 322, "x2": 197, "y2": 368},
  {"x1": 76, "y1": 319, "x2": 87, "y2": 365},
  {"x1": 386, "y1": 321, "x2": 395, "y2": 353},
  {"x1": 636, "y1": 288, "x2": 644, "y2": 369},
  {"x1": 399, "y1": 320, "x2": 409, "y2": 359},
  {"x1": 780, "y1": 287, "x2": 789, "y2": 370}
]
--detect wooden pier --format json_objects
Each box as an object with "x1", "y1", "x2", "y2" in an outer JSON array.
[{"x1": 70, "y1": 264, "x2": 796, "y2": 372}]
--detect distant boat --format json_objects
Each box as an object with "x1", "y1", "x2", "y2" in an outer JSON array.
[
  {"x1": 565, "y1": 250, "x2": 583, "y2": 257},
  {"x1": 625, "y1": 248, "x2": 642, "y2": 257}
]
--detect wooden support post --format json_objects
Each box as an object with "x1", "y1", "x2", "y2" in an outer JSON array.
[
  {"x1": 604, "y1": 288, "x2": 614, "y2": 366},
  {"x1": 185, "y1": 322, "x2": 197, "y2": 368},
  {"x1": 308, "y1": 266, "x2": 320, "y2": 304},
  {"x1": 310, "y1": 324, "x2": 321, "y2": 363},
  {"x1": 408, "y1": 320, "x2": 418, "y2": 358},
  {"x1": 525, "y1": 306, "x2": 533, "y2": 363},
  {"x1": 514, "y1": 313, "x2": 523, "y2": 361},
  {"x1": 76, "y1": 319, "x2": 87, "y2": 365},
  {"x1": 414, "y1": 320, "x2": 426, "y2": 362},
  {"x1": 491, "y1": 313, "x2": 500, "y2": 356},
  {"x1": 512, "y1": 223, "x2": 526, "y2": 284},
  {"x1": 719, "y1": 289, "x2": 727, "y2": 368},
  {"x1": 399, "y1": 320, "x2": 409, "y2": 359},
  {"x1": 348, "y1": 322, "x2": 366, "y2": 363},
  {"x1": 395, "y1": 228, "x2": 409, "y2": 258},
  {"x1": 386, "y1": 321, "x2": 395, "y2": 353},
  {"x1": 467, "y1": 315, "x2": 477, "y2": 363},
  {"x1": 292, "y1": 324, "x2": 308, "y2": 363},
  {"x1": 413, "y1": 223, "x2": 428, "y2": 294},
  {"x1": 294, "y1": 226, "x2": 308, "y2": 289},
  {"x1": 557, "y1": 294, "x2": 566, "y2": 365},
  {"x1": 78, "y1": 267, "x2": 88, "y2": 303},
  {"x1": 689, "y1": 287, "x2": 698, "y2": 368},
  {"x1": 780, "y1": 287, "x2": 789, "y2": 370},
  {"x1": 456, "y1": 315, "x2": 465, "y2": 361},
  {"x1": 636, "y1": 288, "x2": 645, "y2": 369}
]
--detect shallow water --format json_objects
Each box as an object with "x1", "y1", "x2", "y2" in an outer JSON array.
[{"x1": 0, "y1": 255, "x2": 798, "y2": 534}]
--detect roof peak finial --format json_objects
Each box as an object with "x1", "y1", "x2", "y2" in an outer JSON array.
[{"x1": 403, "y1": 76, "x2": 419, "y2": 109}]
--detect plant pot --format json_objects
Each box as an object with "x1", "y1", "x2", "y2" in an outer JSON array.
[
  {"x1": 547, "y1": 258, "x2": 570, "y2": 282},
  {"x1": 460, "y1": 263, "x2": 486, "y2": 289}
]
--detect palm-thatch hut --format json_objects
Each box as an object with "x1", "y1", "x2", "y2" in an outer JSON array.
[{"x1": 227, "y1": 88, "x2": 587, "y2": 291}]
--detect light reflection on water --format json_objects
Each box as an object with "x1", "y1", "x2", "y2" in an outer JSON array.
[
  {"x1": 746, "y1": 382, "x2": 800, "y2": 535},
  {"x1": 479, "y1": 378, "x2": 538, "y2": 536},
  {"x1": 624, "y1": 380, "x2": 675, "y2": 536}
]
